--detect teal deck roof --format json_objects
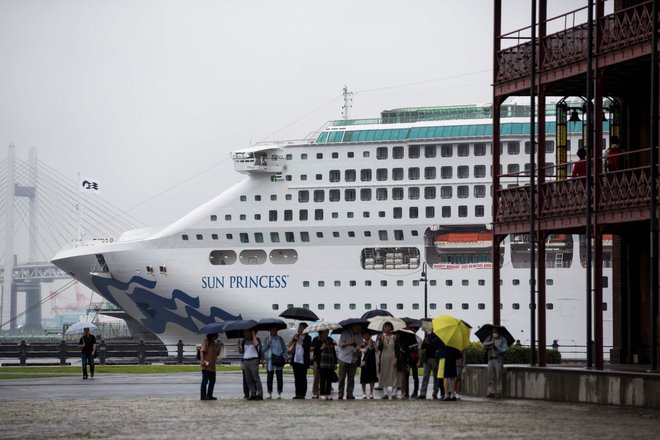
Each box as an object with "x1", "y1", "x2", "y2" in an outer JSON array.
[{"x1": 315, "y1": 121, "x2": 605, "y2": 144}]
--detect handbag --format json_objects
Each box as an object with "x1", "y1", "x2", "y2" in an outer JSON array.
[
  {"x1": 331, "y1": 370, "x2": 339, "y2": 383},
  {"x1": 271, "y1": 354, "x2": 286, "y2": 367},
  {"x1": 319, "y1": 349, "x2": 336, "y2": 370}
]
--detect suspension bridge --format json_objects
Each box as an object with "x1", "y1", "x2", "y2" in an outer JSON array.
[{"x1": 0, "y1": 144, "x2": 144, "y2": 332}]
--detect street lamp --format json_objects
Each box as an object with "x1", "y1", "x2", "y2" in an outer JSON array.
[{"x1": 420, "y1": 262, "x2": 428, "y2": 318}]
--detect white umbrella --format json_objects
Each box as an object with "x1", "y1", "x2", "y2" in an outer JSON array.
[
  {"x1": 303, "y1": 321, "x2": 342, "y2": 334},
  {"x1": 65, "y1": 322, "x2": 98, "y2": 335},
  {"x1": 367, "y1": 316, "x2": 407, "y2": 332}
]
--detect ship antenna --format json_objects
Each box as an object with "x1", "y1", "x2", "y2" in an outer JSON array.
[{"x1": 342, "y1": 84, "x2": 353, "y2": 120}]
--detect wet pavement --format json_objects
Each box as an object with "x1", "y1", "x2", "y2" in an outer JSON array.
[{"x1": 1, "y1": 371, "x2": 659, "y2": 439}]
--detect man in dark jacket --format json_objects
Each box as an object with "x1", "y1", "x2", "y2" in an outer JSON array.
[{"x1": 79, "y1": 327, "x2": 97, "y2": 379}]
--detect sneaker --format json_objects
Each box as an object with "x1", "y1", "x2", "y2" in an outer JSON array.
[
  {"x1": 207, "y1": 396, "x2": 217, "y2": 400},
  {"x1": 369, "y1": 394, "x2": 374, "y2": 400},
  {"x1": 362, "y1": 394, "x2": 367, "y2": 399},
  {"x1": 266, "y1": 393, "x2": 272, "y2": 399},
  {"x1": 455, "y1": 393, "x2": 461, "y2": 400},
  {"x1": 277, "y1": 393, "x2": 282, "y2": 400},
  {"x1": 347, "y1": 394, "x2": 355, "y2": 400},
  {"x1": 83, "y1": 376, "x2": 88, "y2": 380},
  {"x1": 200, "y1": 396, "x2": 209, "y2": 400},
  {"x1": 320, "y1": 396, "x2": 328, "y2": 401},
  {"x1": 418, "y1": 395, "x2": 426, "y2": 400},
  {"x1": 90, "y1": 373, "x2": 94, "y2": 378},
  {"x1": 337, "y1": 393, "x2": 344, "y2": 400},
  {"x1": 311, "y1": 395, "x2": 319, "y2": 399}
]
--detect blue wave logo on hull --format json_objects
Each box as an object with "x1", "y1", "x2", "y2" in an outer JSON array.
[{"x1": 91, "y1": 275, "x2": 242, "y2": 335}]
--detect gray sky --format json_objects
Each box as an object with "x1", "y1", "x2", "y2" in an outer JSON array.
[{"x1": 1, "y1": 0, "x2": 589, "y2": 235}]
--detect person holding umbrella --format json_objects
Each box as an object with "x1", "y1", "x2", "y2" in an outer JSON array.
[
  {"x1": 483, "y1": 326, "x2": 509, "y2": 398},
  {"x1": 336, "y1": 322, "x2": 364, "y2": 399},
  {"x1": 376, "y1": 321, "x2": 400, "y2": 399},
  {"x1": 313, "y1": 329, "x2": 337, "y2": 400},
  {"x1": 239, "y1": 328, "x2": 263, "y2": 400},
  {"x1": 264, "y1": 325, "x2": 287, "y2": 399},
  {"x1": 199, "y1": 333, "x2": 222, "y2": 400},
  {"x1": 79, "y1": 326, "x2": 96, "y2": 379},
  {"x1": 288, "y1": 322, "x2": 312, "y2": 399}
]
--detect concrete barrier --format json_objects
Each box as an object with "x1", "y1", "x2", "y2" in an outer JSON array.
[{"x1": 464, "y1": 364, "x2": 660, "y2": 409}]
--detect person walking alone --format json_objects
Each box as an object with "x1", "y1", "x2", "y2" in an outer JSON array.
[
  {"x1": 79, "y1": 327, "x2": 96, "y2": 380},
  {"x1": 484, "y1": 326, "x2": 509, "y2": 398}
]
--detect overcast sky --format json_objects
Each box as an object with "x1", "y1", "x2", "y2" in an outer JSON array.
[{"x1": 1, "y1": 0, "x2": 591, "y2": 235}]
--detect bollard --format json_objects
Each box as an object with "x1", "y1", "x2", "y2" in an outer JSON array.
[
  {"x1": 59, "y1": 340, "x2": 67, "y2": 366},
  {"x1": 19, "y1": 340, "x2": 28, "y2": 366},
  {"x1": 99, "y1": 340, "x2": 107, "y2": 365},
  {"x1": 138, "y1": 339, "x2": 145, "y2": 365},
  {"x1": 177, "y1": 340, "x2": 184, "y2": 365}
]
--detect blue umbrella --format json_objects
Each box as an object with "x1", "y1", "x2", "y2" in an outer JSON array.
[
  {"x1": 199, "y1": 321, "x2": 227, "y2": 334},
  {"x1": 361, "y1": 309, "x2": 393, "y2": 320}
]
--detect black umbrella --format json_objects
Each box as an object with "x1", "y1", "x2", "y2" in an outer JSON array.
[
  {"x1": 256, "y1": 318, "x2": 288, "y2": 332},
  {"x1": 332, "y1": 318, "x2": 370, "y2": 334},
  {"x1": 199, "y1": 321, "x2": 228, "y2": 334},
  {"x1": 279, "y1": 307, "x2": 319, "y2": 321},
  {"x1": 361, "y1": 309, "x2": 393, "y2": 320},
  {"x1": 475, "y1": 324, "x2": 515, "y2": 347},
  {"x1": 401, "y1": 317, "x2": 423, "y2": 329},
  {"x1": 223, "y1": 319, "x2": 258, "y2": 339}
]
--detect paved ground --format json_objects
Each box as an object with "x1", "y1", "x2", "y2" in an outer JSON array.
[{"x1": 1, "y1": 372, "x2": 659, "y2": 439}]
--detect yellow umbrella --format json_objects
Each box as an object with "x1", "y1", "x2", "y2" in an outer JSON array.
[{"x1": 432, "y1": 315, "x2": 471, "y2": 351}]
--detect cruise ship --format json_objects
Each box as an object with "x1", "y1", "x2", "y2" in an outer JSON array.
[{"x1": 51, "y1": 104, "x2": 613, "y2": 358}]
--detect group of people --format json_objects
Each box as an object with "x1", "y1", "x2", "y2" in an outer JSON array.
[
  {"x1": 199, "y1": 320, "x2": 509, "y2": 401},
  {"x1": 572, "y1": 135, "x2": 624, "y2": 178}
]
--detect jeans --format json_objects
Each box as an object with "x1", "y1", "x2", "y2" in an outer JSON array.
[
  {"x1": 201, "y1": 370, "x2": 216, "y2": 398},
  {"x1": 337, "y1": 360, "x2": 358, "y2": 397},
  {"x1": 81, "y1": 353, "x2": 94, "y2": 377},
  {"x1": 242, "y1": 358, "x2": 263, "y2": 397},
  {"x1": 267, "y1": 369, "x2": 283, "y2": 394},
  {"x1": 420, "y1": 358, "x2": 440, "y2": 397}
]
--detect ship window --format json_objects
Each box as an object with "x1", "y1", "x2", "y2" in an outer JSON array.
[
  {"x1": 474, "y1": 143, "x2": 487, "y2": 156},
  {"x1": 240, "y1": 195, "x2": 247, "y2": 201},
  {"x1": 211, "y1": 234, "x2": 218, "y2": 240},
  {"x1": 393, "y1": 207, "x2": 402, "y2": 219},
  {"x1": 545, "y1": 140, "x2": 555, "y2": 153},
  {"x1": 269, "y1": 210, "x2": 277, "y2": 222},
  {"x1": 507, "y1": 142, "x2": 520, "y2": 155},
  {"x1": 314, "y1": 190, "x2": 324, "y2": 202},
  {"x1": 425, "y1": 145, "x2": 437, "y2": 158},
  {"x1": 286, "y1": 175, "x2": 292, "y2": 181},
  {"x1": 396, "y1": 303, "x2": 404, "y2": 310},
  {"x1": 301, "y1": 232, "x2": 310, "y2": 242},
  {"x1": 364, "y1": 303, "x2": 372, "y2": 309},
  {"x1": 301, "y1": 153, "x2": 308, "y2": 160},
  {"x1": 408, "y1": 167, "x2": 420, "y2": 180},
  {"x1": 393, "y1": 146, "x2": 404, "y2": 159},
  {"x1": 286, "y1": 154, "x2": 293, "y2": 160},
  {"x1": 441, "y1": 166, "x2": 452, "y2": 179},
  {"x1": 363, "y1": 211, "x2": 370, "y2": 218},
  {"x1": 475, "y1": 205, "x2": 485, "y2": 217},
  {"x1": 281, "y1": 210, "x2": 292, "y2": 221},
  {"x1": 240, "y1": 214, "x2": 246, "y2": 221},
  {"x1": 458, "y1": 186, "x2": 469, "y2": 198},
  {"x1": 512, "y1": 303, "x2": 520, "y2": 310},
  {"x1": 225, "y1": 215, "x2": 231, "y2": 221},
  {"x1": 408, "y1": 187, "x2": 420, "y2": 200},
  {"x1": 478, "y1": 303, "x2": 485, "y2": 310},
  {"x1": 392, "y1": 187, "x2": 404, "y2": 200},
  {"x1": 411, "y1": 230, "x2": 418, "y2": 236},
  {"x1": 315, "y1": 209, "x2": 323, "y2": 220},
  {"x1": 270, "y1": 232, "x2": 280, "y2": 243},
  {"x1": 299, "y1": 210, "x2": 308, "y2": 221},
  {"x1": 210, "y1": 215, "x2": 217, "y2": 221},
  {"x1": 345, "y1": 189, "x2": 356, "y2": 201},
  {"x1": 376, "y1": 168, "x2": 388, "y2": 181},
  {"x1": 360, "y1": 188, "x2": 372, "y2": 201},
  {"x1": 240, "y1": 233, "x2": 249, "y2": 243},
  {"x1": 254, "y1": 214, "x2": 261, "y2": 220},
  {"x1": 474, "y1": 165, "x2": 486, "y2": 178},
  {"x1": 424, "y1": 167, "x2": 436, "y2": 180},
  {"x1": 462, "y1": 303, "x2": 469, "y2": 310},
  {"x1": 474, "y1": 185, "x2": 486, "y2": 198},
  {"x1": 462, "y1": 280, "x2": 469, "y2": 286},
  {"x1": 425, "y1": 206, "x2": 435, "y2": 218},
  {"x1": 430, "y1": 280, "x2": 437, "y2": 286},
  {"x1": 380, "y1": 303, "x2": 387, "y2": 310},
  {"x1": 441, "y1": 186, "x2": 452, "y2": 199},
  {"x1": 458, "y1": 166, "x2": 469, "y2": 178},
  {"x1": 441, "y1": 144, "x2": 453, "y2": 157},
  {"x1": 546, "y1": 303, "x2": 554, "y2": 310},
  {"x1": 226, "y1": 233, "x2": 233, "y2": 240},
  {"x1": 334, "y1": 304, "x2": 341, "y2": 310},
  {"x1": 316, "y1": 232, "x2": 324, "y2": 238},
  {"x1": 430, "y1": 303, "x2": 437, "y2": 310},
  {"x1": 457, "y1": 143, "x2": 469, "y2": 157},
  {"x1": 603, "y1": 276, "x2": 609, "y2": 288},
  {"x1": 397, "y1": 280, "x2": 404, "y2": 286},
  {"x1": 288, "y1": 304, "x2": 294, "y2": 309},
  {"x1": 507, "y1": 164, "x2": 520, "y2": 174},
  {"x1": 348, "y1": 152, "x2": 354, "y2": 158},
  {"x1": 365, "y1": 280, "x2": 372, "y2": 286},
  {"x1": 345, "y1": 169, "x2": 356, "y2": 182},
  {"x1": 478, "y1": 279, "x2": 485, "y2": 286},
  {"x1": 349, "y1": 303, "x2": 356, "y2": 310},
  {"x1": 446, "y1": 280, "x2": 453, "y2": 286},
  {"x1": 378, "y1": 230, "x2": 388, "y2": 240},
  {"x1": 364, "y1": 231, "x2": 371, "y2": 237},
  {"x1": 409, "y1": 145, "x2": 420, "y2": 158},
  {"x1": 318, "y1": 304, "x2": 325, "y2": 310},
  {"x1": 255, "y1": 195, "x2": 261, "y2": 201},
  {"x1": 347, "y1": 212, "x2": 354, "y2": 218},
  {"x1": 377, "y1": 147, "x2": 388, "y2": 159},
  {"x1": 394, "y1": 230, "x2": 404, "y2": 241},
  {"x1": 350, "y1": 280, "x2": 357, "y2": 287},
  {"x1": 413, "y1": 280, "x2": 420, "y2": 286},
  {"x1": 376, "y1": 188, "x2": 387, "y2": 201},
  {"x1": 513, "y1": 279, "x2": 520, "y2": 286},
  {"x1": 332, "y1": 211, "x2": 339, "y2": 219},
  {"x1": 409, "y1": 207, "x2": 418, "y2": 218},
  {"x1": 360, "y1": 169, "x2": 372, "y2": 181},
  {"x1": 329, "y1": 170, "x2": 340, "y2": 182},
  {"x1": 442, "y1": 206, "x2": 451, "y2": 218},
  {"x1": 239, "y1": 249, "x2": 267, "y2": 265},
  {"x1": 255, "y1": 232, "x2": 264, "y2": 243},
  {"x1": 524, "y1": 141, "x2": 537, "y2": 154},
  {"x1": 272, "y1": 304, "x2": 279, "y2": 310},
  {"x1": 316, "y1": 153, "x2": 323, "y2": 159},
  {"x1": 182, "y1": 234, "x2": 189, "y2": 241},
  {"x1": 333, "y1": 231, "x2": 340, "y2": 238},
  {"x1": 270, "y1": 249, "x2": 297, "y2": 264},
  {"x1": 445, "y1": 303, "x2": 453, "y2": 310},
  {"x1": 335, "y1": 281, "x2": 341, "y2": 287},
  {"x1": 315, "y1": 173, "x2": 322, "y2": 181},
  {"x1": 300, "y1": 174, "x2": 307, "y2": 181},
  {"x1": 270, "y1": 194, "x2": 277, "y2": 201},
  {"x1": 546, "y1": 163, "x2": 555, "y2": 176},
  {"x1": 209, "y1": 250, "x2": 237, "y2": 265},
  {"x1": 285, "y1": 232, "x2": 295, "y2": 242},
  {"x1": 303, "y1": 281, "x2": 310, "y2": 287},
  {"x1": 458, "y1": 206, "x2": 468, "y2": 217},
  {"x1": 392, "y1": 168, "x2": 404, "y2": 180},
  {"x1": 329, "y1": 189, "x2": 340, "y2": 202}
]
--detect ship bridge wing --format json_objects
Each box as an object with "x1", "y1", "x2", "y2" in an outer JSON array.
[{"x1": 230, "y1": 144, "x2": 286, "y2": 175}]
